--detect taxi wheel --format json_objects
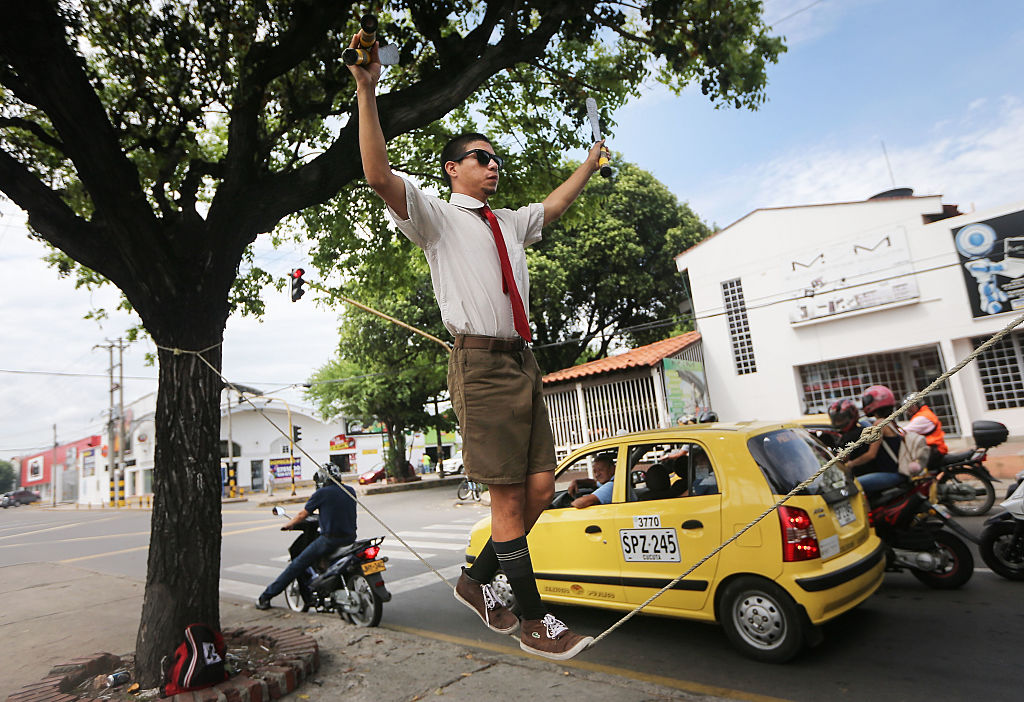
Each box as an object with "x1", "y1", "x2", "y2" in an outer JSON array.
[{"x1": 719, "y1": 577, "x2": 805, "y2": 663}]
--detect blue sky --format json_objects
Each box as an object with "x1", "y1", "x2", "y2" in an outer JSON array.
[
  {"x1": 3, "y1": 0, "x2": 1024, "y2": 458},
  {"x1": 613, "y1": 0, "x2": 1024, "y2": 227}
]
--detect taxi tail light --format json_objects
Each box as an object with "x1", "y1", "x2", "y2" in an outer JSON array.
[
  {"x1": 359, "y1": 545, "x2": 381, "y2": 560},
  {"x1": 778, "y1": 505, "x2": 820, "y2": 561}
]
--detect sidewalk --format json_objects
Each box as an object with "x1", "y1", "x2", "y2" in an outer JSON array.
[{"x1": 0, "y1": 563, "x2": 735, "y2": 702}]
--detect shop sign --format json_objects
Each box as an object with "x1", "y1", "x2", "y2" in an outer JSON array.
[{"x1": 951, "y1": 210, "x2": 1024, "y2": 318}]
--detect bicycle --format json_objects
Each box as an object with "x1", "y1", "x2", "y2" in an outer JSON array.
[{"x1": 456, "y1": 478, "x2": 483, "y2": 501}]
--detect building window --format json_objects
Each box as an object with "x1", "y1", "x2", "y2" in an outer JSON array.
[
  {"x1": 28, "y1": 457, "x2": 44, "y2": 481},
  {"x1": 721, "y1": 278, "x2": 757, "y2": 375},
  {"x1": 972, "y1": 331, "x2": 1024, "y2": 409},
  {"x1": 797, "y1": 346, "x2": 961, "y2": 436}
]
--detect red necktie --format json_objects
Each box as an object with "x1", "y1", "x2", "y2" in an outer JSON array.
[{"x1": 479, "y1": 205, "x2": 532, "y2": 342}]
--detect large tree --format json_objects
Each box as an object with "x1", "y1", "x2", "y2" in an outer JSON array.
[
  {"x1": 0, "y1": 0, "x2": 783, "y2": 684},
  {"x1": 528, "y1": 159, "x2": 712, "y2": 373}
]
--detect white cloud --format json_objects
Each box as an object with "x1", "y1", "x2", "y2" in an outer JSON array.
[{"x1": 690, "y1": 96, "x2": 1024, "y2": 226}]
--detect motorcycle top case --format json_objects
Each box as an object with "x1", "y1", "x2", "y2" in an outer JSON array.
[{"x1": 972, "y1": 420, "x2": 1008, "y2": 449}]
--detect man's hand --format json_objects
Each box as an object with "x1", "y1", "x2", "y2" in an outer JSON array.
[
  {"x1": 585, "y1": 139, "x2": 606, "y2": 173},
  {"x1": 345, "y1": 34, "x2": 382, "y2": 89}
]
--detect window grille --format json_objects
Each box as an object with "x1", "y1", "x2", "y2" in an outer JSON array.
[
  {"x1": 797, "y1": 346, "x2": 960, "y2": 436},
  {"x1": 545, "y1": 388, "x2": 583, "y2": 450},
  {"x1": 721, "y1": 278, "x2": 757, "y2": 374},
  {"x1": 583, "y1": 375, "x2": 659, "y2": 441},
  {"x1": 972, "y1": 331, "x2": 1024, "y2": 409}
]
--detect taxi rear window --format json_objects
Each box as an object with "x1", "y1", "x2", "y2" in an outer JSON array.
[{"x1": 747, "y1": 428, "x2": 848, "y2": 496}]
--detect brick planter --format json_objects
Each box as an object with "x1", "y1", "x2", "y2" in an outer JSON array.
[{"x1": 5, "y1": 627, "x2": 319, "y2": 702}]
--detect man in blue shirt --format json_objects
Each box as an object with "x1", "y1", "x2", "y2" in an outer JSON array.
[
  {"x1": 257, "y1": 464, "x2": 357, "y2": 609},
  {"x1": 570, "y1": 454, "x2": 615, "y2": 508}
]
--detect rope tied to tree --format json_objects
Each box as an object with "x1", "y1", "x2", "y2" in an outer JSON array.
[{"x1": 155, "y1": 297, "x2": 1024, "y2": 651}]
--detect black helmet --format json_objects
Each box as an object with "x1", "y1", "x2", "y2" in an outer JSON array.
[
  {"x1": 828, "y1": 399, "x2": 859, "y2": 432},
  {"x1": 696, "y1": 410, "x2": 718, "y2": 423},
  {"x1": 316, "y1": 462, "x2": 343, "y2": 487}
]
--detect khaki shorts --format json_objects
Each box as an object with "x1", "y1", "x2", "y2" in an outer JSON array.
[{"x1": 447, "y1": 345, "x2": 557, "y2": 485}]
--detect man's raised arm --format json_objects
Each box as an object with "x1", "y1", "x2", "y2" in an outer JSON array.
[
  {"x1": 346, "y1": 36, "x2": 408, "y2": 220},
  {"x1": 541, "y1": 140, "x2": 605, "y2": 226}
]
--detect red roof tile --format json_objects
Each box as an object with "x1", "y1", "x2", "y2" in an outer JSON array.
[{"x1": 542, "y1": 332, "x2": 701, "y2": 385}]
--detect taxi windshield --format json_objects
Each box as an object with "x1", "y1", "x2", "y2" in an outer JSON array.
[{"x1": 747, "y1": 428, "x2": 848, "y2": 496}]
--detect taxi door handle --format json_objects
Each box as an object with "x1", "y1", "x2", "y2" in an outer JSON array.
[
  {"x1": 681, "y1": 520, "x2": 703, "y2": 530},
  {"x1": 585, "y1": 525, "x2": 602, "y2": 534}
]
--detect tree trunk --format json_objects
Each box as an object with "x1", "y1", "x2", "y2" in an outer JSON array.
[{"x1": 134, "y1": 339, "x2": 225, "y2": 687}]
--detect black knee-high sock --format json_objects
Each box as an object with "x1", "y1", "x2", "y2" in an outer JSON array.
[
  {"x1": 467, "y1": 538, "x2": 500, "y2": 583},
  {"x1": 493, "y1": 535, "x2": 546, "y2": 620}
]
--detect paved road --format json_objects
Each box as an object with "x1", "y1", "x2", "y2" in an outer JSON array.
[{"x1": 1, "y1": 491, "x2": 1019, "y2": 701}]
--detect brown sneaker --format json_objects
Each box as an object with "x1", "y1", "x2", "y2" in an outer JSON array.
[
  {"x1": 519, "y1": 614, "x2": 593, "y2": 660},
  {"x1": 454, "y1": 570, "x2": 518, "y2": 634}
]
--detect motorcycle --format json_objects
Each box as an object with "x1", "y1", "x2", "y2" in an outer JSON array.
[
  {"x1": 979, "y1": 470, "x2": 1024, "y2": 581},
  {"x1": 866, "y1": 472, "x2": 976, "y2": 589},
  {"x1": 929, "y1": 419, "x2": 1006, "y2": 517},
  {"x1": 272, "y1": 506, "x2": 392, "y2": 626}
]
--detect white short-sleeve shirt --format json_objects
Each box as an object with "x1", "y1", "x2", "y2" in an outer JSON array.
[{"x1": 387, "y1": 178, "x2": 545, "y2": 338}]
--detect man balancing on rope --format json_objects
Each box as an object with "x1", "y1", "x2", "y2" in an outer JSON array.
[{"x1": 347, "y1": 36, "x2": 604, "y2": 660}]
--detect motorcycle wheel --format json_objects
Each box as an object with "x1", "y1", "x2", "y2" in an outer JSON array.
[
  {"x1": 910, "y1": 530, "x2": 974, "y2": 589},
  {"x1": 456, "y1": 480, "x2": 472, "y2": 501},
  {"x1": 979, "y1": 521, "x2": 1024, "y2": 580},
  {"x1": 344, "y1": 573, "x2": 383, "y2": 627},
  {"x1": 938, "y1": 467, "x2": 995, "y2": 516},
  {"x1": 283, "y1": 580, "x2": 307, "y2": 612},
  {"x1": 718, "y1": 576, "x2": 805, "y2": 663}
]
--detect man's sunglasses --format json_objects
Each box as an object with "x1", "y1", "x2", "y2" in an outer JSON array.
[{"x1": 451, "y1": 148, "x2": 504, "y2": 169}]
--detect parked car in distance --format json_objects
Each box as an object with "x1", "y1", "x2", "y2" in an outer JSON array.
[
  {"x1": 448, "y1": 450, "x2": 464, "y2": 474},
  {"x1": 357, "y1": 462, "x2": 388, "y2": 485},
  {"x1": 1, "y1": 489, "x2": 42, "y2": 508},
  {"x1": 465, "y1": 421, "x2": 884, "y2": 663}
]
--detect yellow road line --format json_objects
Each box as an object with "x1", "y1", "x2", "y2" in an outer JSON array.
[
  {"x1": 386, "y1": 624, "x2": 792, "y2": 702},
  {"x1": 59, "y1": 544, "x2": 149, "y2": 563},
  {"x1": 0, "y1": 516, "x2": 120, "y2": 541},
  {"x1": 1, "y1": 518, "x2": 278, "y2": 550}
]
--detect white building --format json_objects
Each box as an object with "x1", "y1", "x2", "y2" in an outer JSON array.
[
  {"x1": 674, "y1": 189, "x2": 1024, "y2": 441},
  {"x1": 74, "y1": 389, "x2": 388, "y2": 504}
]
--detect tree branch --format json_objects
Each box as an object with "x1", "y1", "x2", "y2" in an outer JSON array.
[
  {"x1": 0, "y1": 116, "x2": 65, "y2": 151},
  {"x1": 0, "y1": 1, "x2": 157, "y2": 234},
  {"x1": 0, "y1": 145, "x2": 118, "y2": 280}
]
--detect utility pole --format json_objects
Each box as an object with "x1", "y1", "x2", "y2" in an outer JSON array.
[
  {"x1": 95, "y1": 339, "x2": 125, "y2": 507},
  {"x1": 117, "y1": 338, "x2": 125, "y2": 500},
  {"x1": 51, "y1": 424, "x2": 57, "y2": 507}
]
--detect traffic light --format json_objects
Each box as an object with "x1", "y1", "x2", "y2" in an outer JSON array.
[
  {"x1": 290, "y1": 268, "x2": 306, "y2": 302},
  {"x1": 292, "y1": 425, "x2": 302, "y2": 443}
]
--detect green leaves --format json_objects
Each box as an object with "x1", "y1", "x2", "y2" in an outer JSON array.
[{"x1": 529, "y1": 159, "x2": 711, "y2": 372}]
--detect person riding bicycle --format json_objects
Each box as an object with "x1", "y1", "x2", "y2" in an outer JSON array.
[
  {"x1": 839, "y1": 386, "x2": 906, "y2": 495},
  {"x1": 902, "y1": 393, "x2": 949, "y2": 469},
  {"x1": 256, "y1": 463, "x2": 357, "y2": 610}
]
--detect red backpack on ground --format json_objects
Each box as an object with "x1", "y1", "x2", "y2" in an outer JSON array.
[{"x1": 163, "y1": 623, "x2": 229, "y2": 696}]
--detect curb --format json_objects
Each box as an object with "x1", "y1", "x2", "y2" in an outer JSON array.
[{"x1": 3, "y1": 627, "x2": 318, "y2": 702}]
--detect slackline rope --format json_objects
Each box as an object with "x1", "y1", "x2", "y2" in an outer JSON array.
[
  {"x1": 156, "y1": 299, "x2": 1024, "y2": 650},
  {"x1": 155, "y1": 338, "x2": 458, "y2": 590}
]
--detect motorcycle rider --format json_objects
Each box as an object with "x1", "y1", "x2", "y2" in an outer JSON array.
[
  {"x1": 828, "y1": 398, "x2": 869, "y2": 462},
  {"x1": 902, "y1": 393, "x2": 949, "y2": 469},
  {"x1": 256, "y1": 463, "x2": 357, "y2": 610},
  {"x1": 840, "y1": 385, "x2": 906, "y2": 495}
]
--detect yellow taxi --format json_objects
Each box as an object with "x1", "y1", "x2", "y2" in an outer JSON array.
[{"x1": 465, "y1": 422, "x2": 884, "y2": 662}]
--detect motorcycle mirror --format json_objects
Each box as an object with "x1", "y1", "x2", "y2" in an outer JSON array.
[{"x1": 272, "y1": 506, "x2": 289, "y2": 517}]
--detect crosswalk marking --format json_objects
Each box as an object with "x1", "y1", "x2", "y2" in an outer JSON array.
[
  {"x1": 396, "y1": 530, "x2": 466, "y2": 541},
  {"x1": 387, "y1": 564, "x2": 464, "y2": 595},
  {"x1": 225, "y1": 564, "x2": 281, "y2": 578},
  {"x1": 220, "y1": 577, "x2": 264, "y2": 600},
  {"x1": 219, "y1": 518, "x2": 474, "y2": 603},
  {"x1": 382, "y1": 550, "x2": 437, "y2": 561},
  {"x1": 391, "y1": 539, "x2": 465, "y2": 551}
]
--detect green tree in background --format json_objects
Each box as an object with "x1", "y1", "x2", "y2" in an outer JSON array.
[
  {"x1": 306, "y1": 250, "x2": 452, "y2": 482},
  {"x1": 528, "y1": 159, "x2": 711, "y2": 373},
  {"x1": 0, "y1": 459, "x2": 15, "y2": 493},
  {"x1": 1, "y1": 0, "x2": 783, "y2": 682}
]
